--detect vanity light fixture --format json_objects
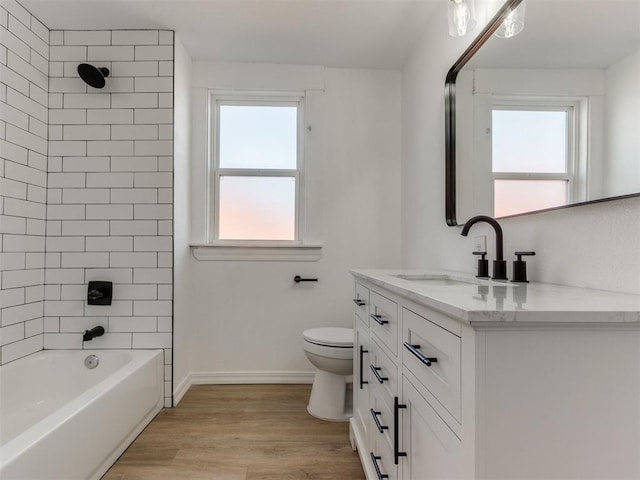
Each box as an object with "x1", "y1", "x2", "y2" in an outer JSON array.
[
  {"x1": 447, "y1": 0, "x2": 477, "y2": 37},
  {"x1": 494, "y1": 1, "x2": 526, "y2": 38}
]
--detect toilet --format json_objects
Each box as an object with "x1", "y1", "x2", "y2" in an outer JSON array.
[{"x1": 302, "y1": 327, "x2": 354, "y2": 422}]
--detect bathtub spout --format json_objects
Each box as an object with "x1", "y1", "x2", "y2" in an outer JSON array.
[{"x1": 83, "y1": 326, "x2": 105, "y2": 342}]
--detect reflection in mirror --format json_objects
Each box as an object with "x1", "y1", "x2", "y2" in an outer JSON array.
[{"x1": 445, "y1": 0, "x2": 640, "y2": 226}]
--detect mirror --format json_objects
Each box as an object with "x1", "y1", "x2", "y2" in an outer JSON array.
[{"x1": 446, "y1": 0, "x2": 640, "y2": 226}]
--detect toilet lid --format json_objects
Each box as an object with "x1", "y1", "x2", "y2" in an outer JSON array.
[{"x1": 303, "y1": 327, "x2": 353, "y2": 347}]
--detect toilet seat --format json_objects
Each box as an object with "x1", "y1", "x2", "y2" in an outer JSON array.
[{"x1": 303, "y1": 327, "x2": 353, "y2": 348}]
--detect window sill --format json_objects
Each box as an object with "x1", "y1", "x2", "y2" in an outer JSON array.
[{"x1": 190, "y1": 243, "x2": 323, "y2": 262}]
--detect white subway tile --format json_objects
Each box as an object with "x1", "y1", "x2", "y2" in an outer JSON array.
[
  {"x1": 30, "y1": 51, "x2": 48, "y2": 76},
  {"x1": 6, "y1": 78, "x2": 48, "y2": 119},
  {"x1": 50, "y1": 45, "x2": 87, "y2": 61},
  {"x1": 157, "y1": 252, "x2": 172, "y2": 267},
  {"x1": 1, "y1": 323, "x2": 25, "y2": 346},
  {"x1": 88, "y1": 45, "x2": 134, "y2": 61},
  {"x1": 44, "y1": 286, "x2": 60, "y2": 301},
  {"x1": 46, "y1": 204, "x2": 86, "y2": 220},
  {"x1": 29, "y1": 83, "x2": 48, "y2": 108},
  {"x1": 113, "y1": 284, "x2": 156, "y2": 300},
  {"x1": 64, "y1": 125, "x2": 110, "y2": 141},
  {"x1": 49, "y1": 77, "x2": 87, "y2": 93},
  {"x1": 27, "y1": 185, "x2": 46, "y2": 204},
  {"x1": 1, "y1": 335, "x2": 43, "y2": 362},
  {"x1": 61, "y1": 252, "x2": 109, "y2": 268},
  {"x1": 48, "y1": 156, "x2": 62, "y2": 172},
  {"x1": 134, "y1": 108, "x2": 172, "y2": 124},
  {"x1": 87, "y1": 109, "x2": 133, "y2": 125},
  {"x1": 135, "y1": 45, "x2": 172, "y2": 61},
  {"x1": 49, "y1": 93, "x2": 63, "y2": 108},
  {"x1": 60, "y1": 316, "x2": 107, "y2": 332},
  {"x1": 158, "y1": 125, "x2": 172, "y2": 140},
  {"x1": 24, "y1": 251, "x2": 45, "y2": 268},
  {"x1": 86, "y1": 204, "x2": 133, "y2": 220},
  {"x1": 134, "y1": 204, "x2": 172, "y2": 220},
  {"x1": 134, "y1": 140, "x2": 172, "y2": 156},
  {"x1": 4, "y1": 197, "x2": 46, "y2": 219},
  {"x1": 7, "y1": 14, "x2": 47, "y2": 58},
  {"x1": 134, "y1": 77, "x2": 173, "y2": 93},
  {"x1": 158, "y1": 286, "x2": 172, "y2": 301},
  {"x1": 112, "y1": 30, "x2": 158, "y2": 46},
  {"x1": 64, "y1": 93, "x2": 110, "y2": 109},
  {"x1": 61, "y1": 220, "x2": 109, "y2": 236},
  {"x1": 0, "y1": 214, "x2": 26, "y2": 234},
  {"x1": 110, "y1": 61, "x2": 158, "y2": 77},
  {"x1": 134, "y1": 172, "x2": 171, "y2": 187},
  {"x1": 163, "y1": 349, "x2": 172, "y2": 364},
  {"x1": 1, "y1": 302, "x2": 42, "y2": 327},
  {"x1": 158, "y1": 61, "x2": 173, "y2": 77},
  {"x1": 2, "y1": 233, "x2": 44, "y2": 251},
  {"x1": 0, "y1": 7, "x2": 6, "y2": 29},
  {"x1": 2, "y1": 268, "x2": 44, "y2": 288},
  {"x1": 0, "y1": 63, "x2": 29, "y2": 96},
  {"x1": 30, "y1": 16, "x2": 48, "y2": 43},
  {"x1": 63, "y1": 156, "x2": 110, "y2": 173},
  {"x1": 44, "y1": 316, "x2": 60, "y2": 332},
  {"x1": 85, "y1": 236, "x2": 132, "y2": 252},
  {"x1": 85, "y1": 300, "x2": 132, "y2": 317},
  {"x1": 60, "y1": 284, "x2": 84, "y2": 300},
  {"x1": 6, "y1": 124, "x2": 47, "y2": 155},
  {"x1": 44, "y1": 300, "x2": 83, "y2": 317},
  {"x1": 111, "y1": 124, "x2": 157, "y2": 140},
  {"x1": 49, "y1": 108, "x2": 87, "y2": 125},
  {"x1": 48, "y1": 172, "x2": 86, "y2": 188},
  {"x1": 0, "y1": 287, "x2": 25, "y2": 308},
  {"x1": 46, "y1": 221, "x2": 62, "y2": 236},
  {"x1": 0, "y1": 252, "x2": 26, "y2": 271},
  {"x1": 86, "y1": 332, "x2": 132, "y2": 349},
  {"x1": 62, "y1": 188, "x2": 109, "y2": 204},
  {"x1": 64, "y1": 30, "x2": 111, "y2": 46},
  {"x1": 134, "y1": 236, "x2": 172, "y2": 252},
  {"x1": 0, "y1": 177, "x2": 27, "y2": 200},
  {"x1": 133, "y1": 268, "x2": 172, "y2": 284},
  {"x1": 112, "y1": 93, "x2": 157, "y2": 109},
  {"x1": 103, "y1": 77, "x2": 134, "y2": 93},
  {"x1": 85, "y1": 268, "x2": 132, "y2": 284},
  {"x1": 46, "y1": 236, "x2": 85, "y2": 252},
  {"x1": 110, "y1": 220, "x2": 157, "y2": 236},
  {"x1": 110, "y1": 252, "x2": 156, "y2": 268},
  {"x1": 110, "y1": 156, "x2": 157, "y2": 172},
  {"x1": 48, "y1": 141, "x2": 87, "y2": 157},
  {"x1": 0, "y1": 24, "x2": 30, "y2": 61},
  {"x1": 45, "y1": 252, "x2": 61, "y2": 268},
  {"x1": 3, "y1": 2, "x2": 31, "y2": 29},
  {"x1": 49, "y1": 61, "x2": 63, "y2": 77},
  {"x1": 28, "y1": 151, "x2": 47, "y2": 171},
  {"x1": 87, "y1": 140, "x2": 134, "y2": 157},
  {"x1": 0, "y1": 139, "x2": 29, "y2": 164},
  {"x1": 24, "y1": 317, "x2": 43, "y2": 337},
  {"x1": 47, "y1": 188, "x2": 62, "y2": 204},
  {"x1": 86, "y1": 172, "x2": 133, "y2": 188},
  {"x1": 132, "y1": 331, "x2": 171, "y2": 348},
  {"x1": 110, "y1": 188, "x2": 157, "y2": 204},
  {"x1": 158, "y1": 93, "x2": 172, "y2": 108},
  {"x1": 109, "y1": 316, "x2": 156, "y2": 332},
  {"x1": 0, "y1": 101, "x2": 29, "y2": 130},
  {"x1": 25, "y1": 285, "x2": 44, "y2": 304},
  {"x1": 158, "y1": 31, "x2": 173, "y2": 45},
  {"x1": 28, "y1": 117, "x2": 47, "y2": 139},
  {"x1": 45, "y1": 268, "x2": 84, "y2": 285},
  {"x1": 49, "y1": 30, "x2": 63, "y2": 45},
  {"x1": 43, "y1": 333, "x2": 82, "y2": 349}
]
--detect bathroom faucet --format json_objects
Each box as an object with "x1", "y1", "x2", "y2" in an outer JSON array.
[
  {"x1": 460, "y1": 215, "x2": 507, "y2": 280},
  {"x1": 83, "y1": 326, "x2": 105, "y2": 342}
]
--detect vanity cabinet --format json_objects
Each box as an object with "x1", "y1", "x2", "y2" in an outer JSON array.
[{"x1": 351, "y1": 272, "x2": 640, "y2": 480}]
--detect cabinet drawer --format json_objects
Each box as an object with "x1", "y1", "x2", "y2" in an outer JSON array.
[
  {"x1": 369, "y1": 339, "x2": 399, "y2": 409},
  {"x1": 370, "y1": 291, "x2": 398, "y2": 355},
  {"x1": 369, "y1": 431, "x2": 398, "y2": 480},
  {"x1": 402, "y1": 308, "x2": 461, "y2": 423},
  {"x1": 368, "y1": 381, "x2": 394, "y2": 451},
  {"x1": 353, "y1": 283, "x2": 370, "y2": 325}
]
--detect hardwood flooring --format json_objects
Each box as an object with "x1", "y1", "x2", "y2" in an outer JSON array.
[{"x1": 102, "y1": 384, "x2": 365, "y2": 480}]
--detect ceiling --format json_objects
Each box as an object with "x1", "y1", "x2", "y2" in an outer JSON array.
[{"x1": 19, "y1": 0, "x2": 442, "y2": 68}]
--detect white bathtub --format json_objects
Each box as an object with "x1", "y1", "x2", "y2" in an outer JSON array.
[{"x1": 0, "y1": 349, "x2": 164, "y2": 480}]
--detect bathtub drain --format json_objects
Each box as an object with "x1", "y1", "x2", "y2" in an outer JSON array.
[{"x1": 84, "y1": 354, "x2": 99, "y2": 369}]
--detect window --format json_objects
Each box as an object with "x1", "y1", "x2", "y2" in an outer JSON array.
[
  {"x1": 210, "y1": 93, "x2": 303, "y2": 243},
  {"x1": 492, "y1": 101, "x2": 578, "y2": 217}
]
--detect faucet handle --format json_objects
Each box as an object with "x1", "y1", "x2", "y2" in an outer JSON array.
[
  {"x1": 472, "y1": 251, "x2": 489, "y2": 278},
  {"x1": 512, "y1": 251, "x2": 536, "y2": 283},
  {"x1": 515, "y1": 251, "x2": 536, "y2": 260}
]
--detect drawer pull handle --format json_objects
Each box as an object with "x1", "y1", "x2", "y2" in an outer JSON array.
[
  {"x1": 370, "y1": 365, "x2": 388, "y2": 384},
  {"x1": 370, "y1": 408, "x2": 388, "y2": 433},
  {"x1": 359, "y1": 345, "x2": 369, "y2": 390},
  {"x1": 353, "y1": 298, "x2": 366, "y2": 306},
  {"x1": 394, "y1": 396, "x2": 407, "y2": 464},
  {"x1": 370, "y1": 314, "x2": 389, "y2": 325},
  {"x1": 403, "y1": 342, "x2": 438, "y2": 367},
  {"x1": 370, "y1": 452, "x2": 389, "y2": 480}
]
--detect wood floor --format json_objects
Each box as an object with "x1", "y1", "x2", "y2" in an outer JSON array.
[{"x1": 102, "y1": 384, "x2": 365, "y2": 480}]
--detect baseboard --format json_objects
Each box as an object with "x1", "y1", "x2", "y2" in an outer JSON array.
[{"x1": 173, "y1": 371, "x2": 315, "y2": 406}]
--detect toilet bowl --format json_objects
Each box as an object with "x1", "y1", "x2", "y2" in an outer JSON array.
[{"x1": 303, "y1": 327, "x2": 354, "y2": 422}]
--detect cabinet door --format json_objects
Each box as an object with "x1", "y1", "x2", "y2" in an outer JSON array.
[
  {"x1": 401, "y1": 376, "x2": 463, "y2": 480},
  {"x1": 354, "y1": 320, "x2": 370, "y2": 437}
]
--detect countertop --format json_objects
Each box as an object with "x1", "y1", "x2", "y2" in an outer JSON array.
[{"x1": 351, "y1": 269, "x2": 640, "y2": 325}]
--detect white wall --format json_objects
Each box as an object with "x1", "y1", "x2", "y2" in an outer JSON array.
[
  {"x1": 174, "y1": 63, "x2": 401, "y2": 391},
  {"x1": 402, "y1": 2, "x2": 640, "y2": 295}
]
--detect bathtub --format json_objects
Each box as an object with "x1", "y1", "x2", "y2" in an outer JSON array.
[{"x1": 0, "y1": 349, "x2": 164, "y2": 480}]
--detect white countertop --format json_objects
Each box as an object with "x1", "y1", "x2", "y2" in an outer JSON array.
[{"x1": 351, "y1": 269, "x2": 640, "y2": 325}]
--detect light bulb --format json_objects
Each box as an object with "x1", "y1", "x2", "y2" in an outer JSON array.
[
  {"x1": 448, "y1": 0, "x2": 477, "y2": 37},
  {"x1": 495, "y1": 2, "x2": 526, "y2": 38}
]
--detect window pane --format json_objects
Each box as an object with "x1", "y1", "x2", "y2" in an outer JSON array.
[
  {"x1": 219, "y1": 105, "x2": 297, "y2": 169},
  {"x1": 494, "y1": 179, "x2": 568, "y2": 217},
  {"x1": 493, "y1": 110, "x2": 567, "y2": 173},
  {"x1": 219, "y1": 176, "x2": 296, "y2": 240}
]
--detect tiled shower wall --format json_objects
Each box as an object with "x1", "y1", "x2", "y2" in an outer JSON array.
[
  {"x1": 44, "y1": 29, "x2": 174, "y2": 406},
  {"x1": 0, "y1": 0, "x2": 49, "y2": 364}
]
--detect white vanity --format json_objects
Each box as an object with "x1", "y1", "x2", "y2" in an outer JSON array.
[{"x1": 350, "y1": 270, "x2": 640, "y2": 480}]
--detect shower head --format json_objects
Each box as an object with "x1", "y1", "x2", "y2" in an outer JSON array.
[{"x1": 77, "y1": 63, "x2": 110, "y2": 89}]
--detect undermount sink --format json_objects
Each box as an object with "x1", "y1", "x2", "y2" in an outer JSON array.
[{"x1": 391, "y1": 274, "x2": 479, "y2": 286}]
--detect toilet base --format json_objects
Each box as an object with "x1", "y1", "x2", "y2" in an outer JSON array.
[{"x1": 307, "y1": 369, "x2": 352, "y2": 422}]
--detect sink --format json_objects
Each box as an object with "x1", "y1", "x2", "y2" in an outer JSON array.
[{"x1": 391, "y1": 274, "x2": 479, "y2": 286}]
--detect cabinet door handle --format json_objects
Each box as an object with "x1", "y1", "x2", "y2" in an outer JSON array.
[
  {"x1": 370, "y1": 365, "x2": 388, "y2": 384},
  {"x1": 403, "y1": 341, "x2": 438, "y2": 367},
  {"x1": 394, "y1": 396, "x2": 407, "y2": 464},
  {"x1": 353, "y1": 298, "x2": 366, "y2": 306},
  {"x1": 370, "y1": 314, "x2": 389, "y2": 325},
  {"x1": 370, "y1": 408, "x2": 388, "y2": 433},
  {"x1": 359, "y1": 345, "x2": 369, "y2": 390},
  {"x1": 370, "y1": 452, "x2": 389, "y2": 480}
]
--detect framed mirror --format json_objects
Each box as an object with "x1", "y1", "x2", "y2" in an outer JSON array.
[{"x1": 445, "y1": 0, "x2": 640, "y2": 226}]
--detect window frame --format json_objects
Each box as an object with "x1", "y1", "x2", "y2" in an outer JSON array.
[
  {"x1": 207, "y1": 91, "x2": 306, "y2": 245},
  {"x1": 491, "y1": 96, "x2": 582, "y2": 214}
]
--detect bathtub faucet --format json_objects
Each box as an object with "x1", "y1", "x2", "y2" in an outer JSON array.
[{"x1": 83, "y1": 326, "x2": 105, "y2": 342}]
